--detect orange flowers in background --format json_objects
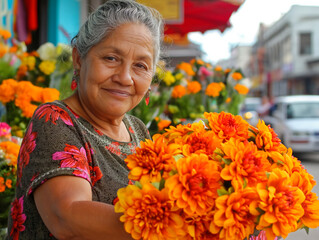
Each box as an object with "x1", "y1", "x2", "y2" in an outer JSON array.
[
  {"x1": 115, "y1": 112, "x2": 319, "y2": 240},
  {"x1": 172, "y1": 85, "x2": 187, "y2": 99}
]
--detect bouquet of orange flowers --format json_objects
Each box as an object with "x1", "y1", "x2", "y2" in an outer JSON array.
[
  {"x1": 115, "y1": 111, "x2": 319, "y2": 240},
  {"x1": 0, "y1": 78, "x2": 60, "y2": 137}
]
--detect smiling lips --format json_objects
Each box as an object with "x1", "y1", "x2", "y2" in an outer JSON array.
[{"x1": 103, "y1": 88, "x2": 132, "y2": 97}]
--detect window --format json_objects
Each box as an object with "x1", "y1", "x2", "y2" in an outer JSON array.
[{"x1": 299, "y1": 32, "x2": 312, "y2": 55}]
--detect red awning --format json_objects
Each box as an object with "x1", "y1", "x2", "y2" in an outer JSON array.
[{"x1": 164, "y1": 0, "x2": 243, "y2": 35}]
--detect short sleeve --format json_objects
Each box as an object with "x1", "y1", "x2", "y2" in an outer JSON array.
[{"x1": 17, "y1": 103, "x2": 93, "y2": 196}]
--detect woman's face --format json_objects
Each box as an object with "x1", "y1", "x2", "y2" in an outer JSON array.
[{"x1": 74, "y1": 23, "x2": 154, "y2": 120}]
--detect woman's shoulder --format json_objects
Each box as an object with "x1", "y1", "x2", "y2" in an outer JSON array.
[{"x1": 124, "y1": 114, "x2": 150, "y2": 140}]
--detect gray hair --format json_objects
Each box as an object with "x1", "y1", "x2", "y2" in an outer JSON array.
[{"x1": 71, "y1": 0, "x2": 163, "y2": 68}]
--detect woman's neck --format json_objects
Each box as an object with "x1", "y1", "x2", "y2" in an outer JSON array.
[{"x1": 63, "y1": 94, "x2": 131, "y2": 142}]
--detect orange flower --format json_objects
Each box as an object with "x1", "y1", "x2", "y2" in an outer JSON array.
[
  {"x1": 231, "y1": 72, "x2": 243, "y2": 81},
  {"x1": 125, "y1": 134, "x2": 180, "y2": 183},
  {"x1": 5, "y1": 179, "x2": 12, "y2": 188},
  {"x1": 220, "y1": 138, "x2": 271, "y2": 190},
  {"x1": 255, "y1": 169, "x2": 305, "y2": 239},
  {"x1": 157, "y1": 119, "x2": 172, "y2": 131},
  {"x1": 224, "y1": 68, "x2": 231, "y2": 74},
  {"x1": 225, "y1": 97, "x2": 231, "y2": 103},
  {"x1": 165, "y1": 153, "x2": 221, "y2": 215},
  {"x1": 115, "y1": 184, "x2": 185, "y2": 240},
  {"x1": 214, "y1": 65, "x2": 223, "y2": 71},
  {"x1": 187, "y1": 81, "x2": 201, "y2": 94},
  {"x1": 234, "y1": 83, "x2": 249, "y2": 95},
  {"x1": 0, "y1": 79, "x2": 18, "y2": 104},
  {"x1": 0, "y1": 28, "x2": 12, "y2": 40},
  {"x1": 0, "y1": 141, "x2": 20, "y2": 160},
  {"x1": 214, "y1": 188, "x2": 258, "y2": 240},
  {"x1": 204, "y1": 111, "x2": 250, "y2": 142},
  {"x1": 205, "y1": 82, "x2": 225, "y2": 97},
  {"x1": 0, "y1": 177, "x2": 5, "y2": 192},
  {"x1": 290, "y1": 170, "x2": 319, "y2": 229},
  {"x1": 16, "y1": 64, "x2": 28, "y2": 80},
  {"x1": 255, "y1": 120, "x2": 287, "y2": 154},
  {"x1": 41, "y1": 88, "x2": 60, "y2": 103},
  {"x1": 179, "y1": 130, "x2": 222, "y2": 157},
  {"x1": 172, "y1": 85, "x2": 187, "y2": 98},
  {"x1": 177, "y1": 62, "x2": 195, "y2": 76},
  {"x1": 190, "y1": 58, "x2": 204, "y2": 66}
]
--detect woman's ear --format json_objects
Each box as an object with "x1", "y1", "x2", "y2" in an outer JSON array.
[{"x1": 72, "y1": 47, "x2": 81, "y2": 69}]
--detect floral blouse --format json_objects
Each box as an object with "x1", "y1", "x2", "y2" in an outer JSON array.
[{"x1": 6, "y1": 100, "x2": 150, "y2": 239}]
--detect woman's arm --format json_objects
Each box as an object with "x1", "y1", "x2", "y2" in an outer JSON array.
[{"x1": 34, "y1": 175, "x2": 132, "y2": 240}]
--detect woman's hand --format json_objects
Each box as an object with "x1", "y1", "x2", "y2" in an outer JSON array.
[{"x1": 34, "y1": 175, "x2": 133, "y2": 240}]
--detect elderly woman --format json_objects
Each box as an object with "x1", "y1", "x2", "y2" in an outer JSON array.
[{"x1": 7, "y1": 0, "x2": 163, "y2": 239}]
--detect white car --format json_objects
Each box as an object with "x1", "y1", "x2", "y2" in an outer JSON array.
[{"x1": 268, "y1": 95, "x2": 319, "y2": 153}]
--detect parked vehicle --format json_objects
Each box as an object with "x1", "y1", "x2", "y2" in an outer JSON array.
[
  {"x1": 240, "y1": 97, "x2": 261, "y2": 126},
  {"x1": 268, "y1": 95, "x2": 319, "y2": 153}
]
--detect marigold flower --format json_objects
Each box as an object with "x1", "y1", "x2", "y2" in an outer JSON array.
[
  {"x1": 254, "y1": 169, "x2": 305, "y2": 239},
  {"x1": 290, "y1": 170, "x2": 319, "y2": 229},
  {"x1": 234, "y1": 83, "x2": 249, "y2": 95},
  {"x1": 171, "y1": 85, "x2": 187, "y2": 98},
  {"x1": 22, "y1": 56, "x2": 36, "y2": 70},
  {"x1": 125, "y1": 134, "x2": 180, "y2": 183},
  {"x1": 187, "y1": 81, "x2": 201, "y2": 94},
  {"x1": 231, "y1": 72, "x2": 243, "y2": 81},
  {"x1": 41, "y1": 88, "x2": 60, "y2": 103},
  {"x1": 177, "y1": 62, "x2": 195, "y2": 76},
  {"x1": 205, "y1": 82, "x2": 225, "y2": 97},
  {"x1": 220, "y1": 138, "x2": 271, "y2": 190},
  {"x1": 0, "y1": 141, "x2": 20, "y2": 160},
  {"x1": 255, "y1": 120, "x2": 287, "y2": 154},
  {"x1": 0, "y1": 177, "x2": 5, "y2": 192},
  {"x1": 39, "y1": 60, "x2": 56, "y2": 75},
  {"x1": 115, "y1": 184, "x2": 186, "y2": 240},
  {"x1": 214, "y1": 65, "x2": 223, "y2": 71},
  {"x1": 204, "y1": 111, "x2": 250, "y2": 142},
  {"x1": 0, "y1": 79, "x2": 18, "y2": 104},
  {"x1": 214, "y1": 188, "x2": 258, "y2": 240},
  {"x1": 157, "y1": 119, "x2": 172, "y2": 131},
  {"x1": 165, "y1": 153, "x2": 221, "y2": 215},
  {"x1": 225, "y1": 97, "x2": 231, "y2": 103},
  {"x1": 0, "y1": 28, "x2": 11, "y2": 39}
]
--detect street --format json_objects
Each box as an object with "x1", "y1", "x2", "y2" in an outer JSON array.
[{"x1": 286, "y1": 153, "x2": 319, "y2": 240}]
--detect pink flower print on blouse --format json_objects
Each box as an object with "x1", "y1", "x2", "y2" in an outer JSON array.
[
  {"x1": 105, "y1": 142, "x2": 121, "y2": 156},
  {"x1": 52, "y1": 144, "x2": 90, "y2": 181},
  {"x1": 17, "y1": 122, "x2": 37, "y2": 185},
  {"x1": 128, "y1": 126, "x2": 134, "y2": 134},
  {"x1": 84, "y1": 143, "x2": 102, "y2": 186},
  {"x1": 35, "y1": 104, "x2": 73, "y2": 126},
  {"x1": 10, "y1": 196, "x2": 26, "y2": 239}
]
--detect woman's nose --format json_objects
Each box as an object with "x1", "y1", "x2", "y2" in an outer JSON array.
[{"x1": 114, "y1": 64, "x2": 133, "y2": 86}]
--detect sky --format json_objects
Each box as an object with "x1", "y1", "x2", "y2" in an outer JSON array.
[{"x1": 188, "y1": 0, "x2": 319, "y2": 64}]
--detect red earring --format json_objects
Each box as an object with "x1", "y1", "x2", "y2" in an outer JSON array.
[
  {"x1": 145, "y1": 87, "x2": 151, "y2": 106},
  {"x1": 71, "y1": 69, "x2": 79, "y2": 90}
]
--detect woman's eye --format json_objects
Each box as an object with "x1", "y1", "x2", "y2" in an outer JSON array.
[
  {"x1": 135, "y1": 63, "x2": 147, "y2": 70},
  {"x1": 104, "y1": 56, "x2": 116, "y2": 61}
]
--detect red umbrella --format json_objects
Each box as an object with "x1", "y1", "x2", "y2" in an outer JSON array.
[{"x1": 164, "y1": 0, "x2": 244, "y2": 35}]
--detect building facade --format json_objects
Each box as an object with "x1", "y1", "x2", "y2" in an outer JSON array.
[{"x1": 250, "y1": 5, "x2": 319, "y2": 97}]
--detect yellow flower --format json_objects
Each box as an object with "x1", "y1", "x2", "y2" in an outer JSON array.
[
  {"x1": 115, "y1": 184, "x2": 186, "y2": 240},
  {"x1": 22, "y1": 56, "x2": 36, "y2": 70},
  {"x1": 39, "y1": 60, "x2": 56, "y2": 75},
  {"x1": 234, "y1": 83, "x2": 249, "y2": 95},
  {"x1": 163, "y1": 71, "x2": 176, "y2": 86},
  {"x1": 205, "y1": 82, "x2": 225, "y2": 97}
]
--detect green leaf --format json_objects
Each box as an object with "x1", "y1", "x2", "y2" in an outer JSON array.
[
  {"x1": 217, "y1": 187, "x2": 229, "y2": 196},
  {"x1": 159, "y1": 178, "x2": 165, "y2": 190},
  {"x1": 134, "y1": 181, "x2": 142, "y2": 189},
  {"x1": 173, "y1": 154, "x2": 184, "y2": 161},
  {"x1": 222, "y1": 158, "x2": 232, "y2": 165},
  {"x1": 151, "y1": 182, "x2": 160, "y2": 189}
]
